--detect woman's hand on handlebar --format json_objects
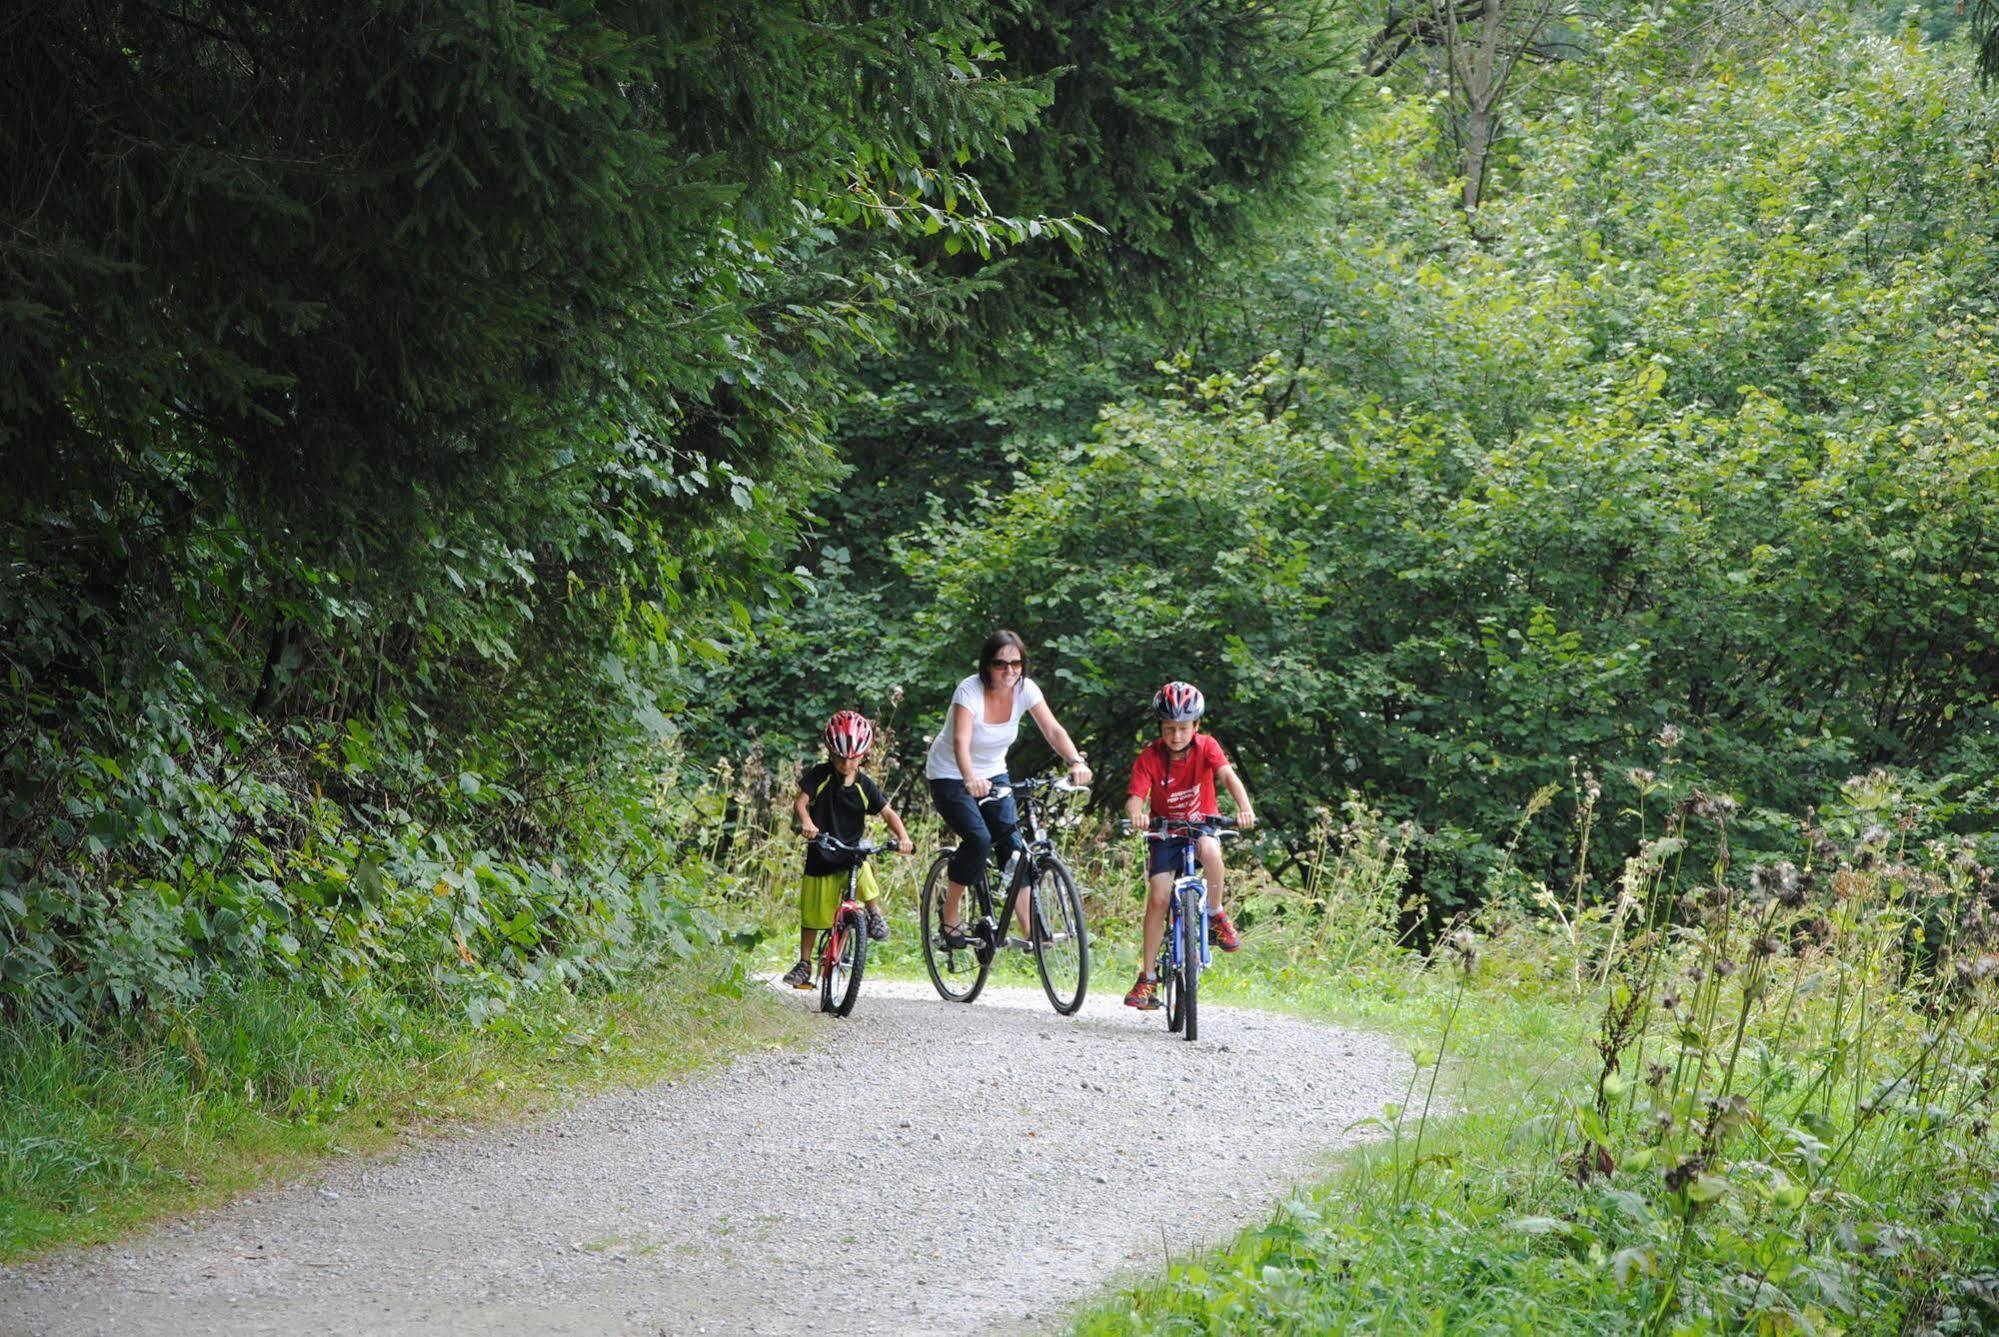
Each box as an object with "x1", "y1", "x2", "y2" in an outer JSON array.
[
  {"x1": 1066, "y1": 758, "x2": 1093, "y2": 788},
  {"x1": 966, "y1": 774, "x2": 992, "y2": 800},
  {"x1": 799, "y1": 820, "x2": 822, "y2": 841},
  {"x1": 896, "y1": 835, "x2": 914, "y2": 855}
]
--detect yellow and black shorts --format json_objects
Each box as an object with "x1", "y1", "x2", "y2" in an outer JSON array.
[{"x1": 799, "y1": 863, "x2": 879, "y2": 931}]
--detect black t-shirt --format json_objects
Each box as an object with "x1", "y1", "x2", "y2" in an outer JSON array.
[{"x1": 799, "y1": 762, "x2": 887, "y2": 876}]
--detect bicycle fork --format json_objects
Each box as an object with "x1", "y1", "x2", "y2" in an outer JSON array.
[{"x1": 1170, "y1": 878, "x2": 1210, "y2": 973}]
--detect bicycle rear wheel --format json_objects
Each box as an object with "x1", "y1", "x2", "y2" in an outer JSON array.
[
  {"x1": 820, "y1": 909, "x2": 867, "y2": 1016},
  {"x1": 920, "y1": 853, "x2": 990, "y2": 1004},
  {"x1": 1030, "y1": 854, "x2": 1088, "y2": 1015},
  {"x1": 1179, "y1": 885, "x2": 1202, "y2": 1042}
]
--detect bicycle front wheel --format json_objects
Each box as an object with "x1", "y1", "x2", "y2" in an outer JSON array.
[
  {"x1": 1162, "y1": 919, "x2": 1184, "y2": 1035},
  {"x1": 1030, "y1": 854, "x2": 1088, "y2": 1015},
  {"x1": 920, "y1": 853, "x2": 989, "y2": 1004},
  {"x1": 821, "y1": 910, "x2": 867, "y2": 1017},
  {"x1": 1179, "y1": 885, "x2": 1202, "y2": 1042}
]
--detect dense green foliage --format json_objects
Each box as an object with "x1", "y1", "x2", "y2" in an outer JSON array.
[
  {"x1": 717, "y1": 11, "x2": 1999, "y2": 914},
  {"x1": 0, "y1": 2, "x2": 1344, "y2": 1024}
]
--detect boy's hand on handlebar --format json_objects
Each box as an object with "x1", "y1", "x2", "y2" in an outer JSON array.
[
  {"x1": 800, "y1": 821, "x2": 821, "y2": 841},
  {"x1": 896, "y1": 835, "x2": 914, "y2": 855},
  {"x1": 1238, "y1": 808, "x2": 1257, "y2": 831}
]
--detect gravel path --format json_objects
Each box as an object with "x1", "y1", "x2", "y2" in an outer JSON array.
[{"x1": 0, "y1": 975, "x2": 1408, "y2": 1336}]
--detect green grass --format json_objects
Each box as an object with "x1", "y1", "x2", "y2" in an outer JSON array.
[
  {"x1": 0, "y1": 953, "x2": 814, "y2": 1259},
  {"x1": 1072, "y1": 918, "x2": 1999, "y2": 1335}
]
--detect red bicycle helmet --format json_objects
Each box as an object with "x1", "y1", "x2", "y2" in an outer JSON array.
[
  {"x1": 1152, "y1": 681, "x2": 1205, "y2": 722},
  {"x1": 823, "y1": 710, "x2": 875, "y2": 758}
]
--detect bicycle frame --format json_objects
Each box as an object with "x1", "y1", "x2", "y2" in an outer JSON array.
[
  {"x1": 815, "y1": 866, "x2": 868, "y2": 978},
  {"x1": 962, "y1": 778, "x2": 1070, "y2": 957},
  {"x1": 1162, "y1": 840, "x2": 1211, "y2": 980}
]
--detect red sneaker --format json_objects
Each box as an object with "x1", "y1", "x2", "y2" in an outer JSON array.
[
  {"x1": 1124, "y1": 974, "x2": 1162, "y2": 1010},
  {"x1": 1209, "y1": 908, "x2": 1241, "y2": 953}
]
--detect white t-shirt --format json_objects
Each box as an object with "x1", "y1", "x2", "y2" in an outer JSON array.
[{"x1": 924, "y1": 675, "x2": 1046, "y2": 781}]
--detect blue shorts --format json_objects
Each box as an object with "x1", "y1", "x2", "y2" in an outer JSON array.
[{"x1": 1148, "y1": 836, "x2": 1199, "y2": 879}]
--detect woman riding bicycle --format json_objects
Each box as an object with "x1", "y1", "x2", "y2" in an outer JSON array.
[{"x1": 925, "y1": 630, "x2": 1092, "y2": 948}]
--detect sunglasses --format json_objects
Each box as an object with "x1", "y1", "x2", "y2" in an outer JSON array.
[{"x1": 987, "y1": 657, "x2": 1024, "y2": 670}]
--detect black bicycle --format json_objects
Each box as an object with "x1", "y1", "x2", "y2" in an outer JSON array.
[
  {"x1": 1141, "y1": 815, "x2": 1238, "y2": 1042},
  {"x1": 919, "y1": 775, "x2": 1090, "y2": 1015},
  {"x1": 809, "y1": 834, "x2": 901, "y2": 1017}
]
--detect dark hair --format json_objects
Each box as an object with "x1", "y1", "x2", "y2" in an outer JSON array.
[{"x1": 977, "y1": 628, "x2": 1029, "y2": 689}]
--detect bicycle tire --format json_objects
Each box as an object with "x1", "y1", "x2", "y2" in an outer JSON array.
[
  {"x1": 920, "y1": 852, "x2": 989, "y2": 1004},
  {"x1": 1162, "y1": 910, "x2": 1184, "y2": 1034},
  {"x1": 1180, "y1": 884, "x2": 1202, "y2": 1041},
  {"x1": 821, "y1": 908, "x2": 867, "y2": 1016},
  {"x1": 1030, "y1": 854, "x2": 1089, "y2": 1016}
]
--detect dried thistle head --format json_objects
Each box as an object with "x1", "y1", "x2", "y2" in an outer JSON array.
[
  {"x1": 1832, "y1": 867, "x2": 1866, "y2": 901},
  {"x1": 1646, "y1": 1062, "x2": 1670, "y2": 1088},
  {"x1": 1657, "y1": 723, "x2": 1684, "y2": 750},
  {"x1": 1664, "y1": 1153, "x2": 1704, "y2": 1194},
  {"x1": 1628, "y1": 767, "x2": 1657, "y2": 789},
  {"x1": 1444, "y1": 927, "x2": 1480, "y2": 975},
  {"x1": 1702, "y1": 1094, "x2": 1751, "y2": 1139},
  {"x1": 1750, "y1": 861, "x2": 1800, "y2": 908},
  {"x1": 1684, "y1": 789, "x2": 1737, "y2": 825},
  {"x1": 1953, "y1": 954, "x2": 1999, "y2": 991},
  {"x1": 1751, "y1": 935, "x2": 1781, "y2": 960},
  {"x1": 1583, "y1": 770, "x2": 1602, "y2": 803}
]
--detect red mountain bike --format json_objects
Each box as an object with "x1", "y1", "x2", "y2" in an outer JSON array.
[{"x1": 810, "y1": 834, "x2": 899, "y2": 1017}]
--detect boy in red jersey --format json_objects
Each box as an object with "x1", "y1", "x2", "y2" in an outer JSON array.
[{"x1": 1122, "y1": 682, "x2": 1256, "y2": 1010}]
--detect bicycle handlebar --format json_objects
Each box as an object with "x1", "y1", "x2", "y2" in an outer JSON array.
[
  {"x1": 1124, "y1": 815, "x2": 1242, "y2": 839},
  {"x1": 975, "y1": 773, "x2": 1090, "y2": 806},
  {"x1": 809, "y1": 834, "x2": 903, "y2": 857}
]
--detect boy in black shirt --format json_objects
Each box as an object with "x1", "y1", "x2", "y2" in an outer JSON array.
[{"x1": 783, "y1": 711, "x2": 913, "y2": 989}]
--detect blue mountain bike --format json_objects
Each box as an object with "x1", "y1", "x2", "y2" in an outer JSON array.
[{"x1": 1142, "y1": 815, "x2": 1237, "y2": 1042}]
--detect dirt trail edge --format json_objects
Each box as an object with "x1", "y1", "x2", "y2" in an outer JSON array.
[{"x1": 0, "y1": 977, "x2": 1409, "y2": 1337}]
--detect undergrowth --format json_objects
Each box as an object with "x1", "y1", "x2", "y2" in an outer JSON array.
[{"x1": 1074, "y1": 757, "x2": 1999, "y2": 1335}]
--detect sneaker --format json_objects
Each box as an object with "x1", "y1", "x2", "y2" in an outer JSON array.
[
  {"x1": 939, "y1": 921, "x2": 970, "y2": 950},
  {"x1": 781, "y1": 960, "x2": 813, "y2": 990},
  {"x1": 1210, "y1": 907, "x2": 1241, "y2": 953},
  {"x1": 1124, "y1": 974, "x2": 1162, "y2": 1011},
  {"x1": 865, "y1": 903, "x2": 890, "y2": 942}
]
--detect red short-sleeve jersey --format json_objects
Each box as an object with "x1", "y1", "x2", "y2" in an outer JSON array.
[{"x1": 1127, "y1": 733, "x2": 1231, "y2": 820}]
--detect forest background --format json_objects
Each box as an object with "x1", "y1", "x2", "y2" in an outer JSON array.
[{"x1": 4, "y1": 0, "x2": 1999, "y2": 1329}]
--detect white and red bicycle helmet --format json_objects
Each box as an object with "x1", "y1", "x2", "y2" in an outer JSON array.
[
  {"x1": 1152, "y1": 681, "x2": 1205, "y2": 722},
  {"x1": 823, "y1": 710, "x2": 875, "y2": 758}
]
